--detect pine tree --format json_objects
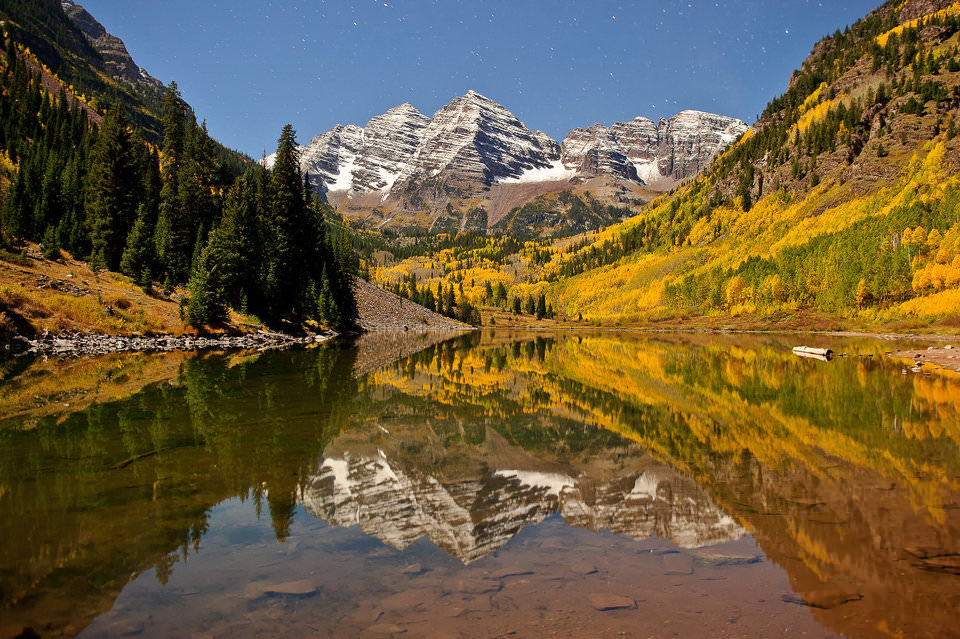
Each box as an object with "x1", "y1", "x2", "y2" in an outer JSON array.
[
  {"x1": 318, "y1": 267, "x2": 338, "y2": 327},
  {"x1": 41, "y1": 224, "x2": 59, "y2": 260},
  {"x1": 186, "y1": 241, "x2": 226, "y2": 327},
  {"x1": 86, "y1": 103, "x2": 137, "y2": 270},
  {"x1": 155, "y1": 82, "x2": 192, "y2": 282},
  {"x1": 264, "y1": 124, "x2": 308, "y2": 321},
  {"x1": 121, "y1": 204, "x2": 156, "y2": 287},
  {"x1": 444, "y1": 282, "x2": 456, "y2": 314},
  {"x1": 186, "y1": 174, "x2": 264, "y2": 324},
  {"x1": 2, "y1": 169, "x2": 28, "y2": 247},
  {"x1": 535, "y1": 293, "x2": 546, "y2": 320},
  {"x1": 495, "y1": 282, "x2": 507, "y2": 305}
]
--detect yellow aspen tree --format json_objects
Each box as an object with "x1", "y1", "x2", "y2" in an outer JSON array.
[
  {"x1": 913, "y1": 226, "x2": 928, "y2": 251},
  {"x1": 932, "y1": 264, "x2": 949, "y2": 290},
  {"x1": 946, "y1": 266, "x2": 960, "y2": 288},
  {"x1": 726, "y1": 276, "x2": 745, "y2": 307}
]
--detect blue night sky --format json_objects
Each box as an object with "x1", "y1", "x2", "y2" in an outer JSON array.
[{"x1": 80, "y1": 0, "x2": 884, "y2": 157}]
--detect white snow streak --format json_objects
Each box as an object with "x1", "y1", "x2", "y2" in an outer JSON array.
[{"x1": 497, "y1": 159, "x2": 576, "y2": 184}]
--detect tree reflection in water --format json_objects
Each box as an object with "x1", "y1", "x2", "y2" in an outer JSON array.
[{"x1": 0, "y1": 330, "x2": 957, "y2": 638}]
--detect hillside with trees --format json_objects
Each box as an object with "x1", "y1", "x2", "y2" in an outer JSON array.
[
  {"x1": 0, "y1": 4, "x2": 359, "y2": 334},
  {"x1": 6, "y1": 0, "x2": 960, "y2": 335},
  {"x1": 531, "y1": 0, "x2": 960, "y2": 328}
]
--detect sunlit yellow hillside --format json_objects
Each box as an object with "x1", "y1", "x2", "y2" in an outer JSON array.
[{"x1": 541, "y1": 5, "x2": 960, "y2": 329}]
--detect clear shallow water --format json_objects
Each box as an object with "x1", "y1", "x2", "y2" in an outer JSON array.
[{"x1": 1, "y1": 330, "x2": 959, "y2": 638}]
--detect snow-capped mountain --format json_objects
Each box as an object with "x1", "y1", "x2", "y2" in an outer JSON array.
[
  {"x1": 561, "y1": 111, "x2": 749, "y2": 189},
  {"x1": 268, "y1": 91, "x2": 747, "y2": 200},
  {"x1": 393, "y1": 90, "x2": 561, "y2": 188},
  {"x1": 293, "y1": 104, "x2": 431, "y2": 196}
]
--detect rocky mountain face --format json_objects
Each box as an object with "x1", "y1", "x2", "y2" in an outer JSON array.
[
  {"x1": 292, "y1": 104, "x2": 430, "y2": 197},
  {"x1": 561, "y1": 111, "x2": 749, "y2": 188},
  {"x1": 393, "y1": 91, "x2": 562, "y2": 189},
  {"x1": 301, "y1": 450, "x2": 743, "y2": 563},
  {"x1": 273, "y1": 92, "x2": 747, "y2": 204},
  {"x1": 60, "y1": 0, "x2": 164, "y2": 93},
  {"x1": 898, "y1": 0, "x2": 956, "y2": 23}
]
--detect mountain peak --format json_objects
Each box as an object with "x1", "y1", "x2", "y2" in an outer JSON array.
[
  {"x1": 385, "y1": 102, "x2": 424, "y2": 116},
  {"x1": 60, "y1": 0, "x2": 164, "y2": 92},
  {"x1": 276, "y1": 94, "x2": 746, "y2": 228}
]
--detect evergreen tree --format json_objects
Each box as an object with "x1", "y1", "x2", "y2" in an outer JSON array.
[
  {"x1": 156, "y1": 82, "x2": 192, "y2": 282},
  {"x1": 318, "y1": 267, "x2": 339, "y2": 327},
  {"x1": 120, "y1": 205, "x2": 156, "y2": 287},
  {"x1": 263, "y1": 124, "x2": 316, "y2": 322},
  {"x1": 495, "y1": 282, "x2": 507, "y2": 305},
  {"x1": 186, "y1": 174, "x2": 261, "y2": 324},
  {"x1": 186, "y1": 241, "x2": 226, "y2": 327},
  {"x1": 41, "y1": 224, "x2": 59, "y2": 260},
  {"x1": 2, "y1": 169, "x2": 28, "y2": 247},
  {"x1": 444, "y1": 282, "x2": 456, "y2": 314},
  {"x1": 85, "y1": 103, "x2": 138, "y2": 270}
]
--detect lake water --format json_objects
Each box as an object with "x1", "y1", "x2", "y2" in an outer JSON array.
[{"x1": 1, "y1": 330, "x2": 958, "y2": 638}]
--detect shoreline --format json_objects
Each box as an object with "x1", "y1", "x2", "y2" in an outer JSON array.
[
  {"x1": 2, "y1": 329, "x2": 341, "y2": 356},
  {"x1": 4, "y1": 324, "x2": 956, "y2": 359}
]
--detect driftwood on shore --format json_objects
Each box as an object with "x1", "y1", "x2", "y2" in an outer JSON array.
[{"x1": 792, "y1": 346, "x2": 834, "y2": 362}]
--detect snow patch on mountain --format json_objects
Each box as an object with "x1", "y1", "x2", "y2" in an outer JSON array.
[{"x1": 496, "y1": 159, "x2": 576, "y2": 184}]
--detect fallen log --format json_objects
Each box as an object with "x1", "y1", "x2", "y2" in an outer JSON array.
[{"x1": 792, "y1": 346, "x2": 833, "y2": 361}]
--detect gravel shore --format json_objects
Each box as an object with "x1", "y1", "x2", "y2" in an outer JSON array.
[{"x1": 5, "y1": 330, "x2": 337, "y2": 356}]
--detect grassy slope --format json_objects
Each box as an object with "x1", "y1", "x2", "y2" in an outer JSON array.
[{"x1": 0, "y1": 245, "x2": 263, "y2": 337}]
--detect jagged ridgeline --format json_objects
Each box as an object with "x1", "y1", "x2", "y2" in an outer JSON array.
[
  {"x1": 272, "y1": 90, "x2": 747, "y2": 237},
  {"x1": 542, "y1": 0, "x2": 960, "y2": 325},
  {"x1": 0, "y1": 0, "x2": 359, "y2": 330}
]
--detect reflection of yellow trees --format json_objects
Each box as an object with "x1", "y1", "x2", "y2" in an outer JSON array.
[
  {"x1": 0, "y1": 352, "x2": 188, "y2": 426},
  {"x1": 363, "y1": 331, "x2": 960, "y2": 535},
  {"x1": 792, "y1": 523, "x2": 834, "y2": 582},
  {"x1": 907, "y1": 374, "x2": 960, "y2": 442},
  {"x1": 370, "y1": 333, "x2": 960, "y2": 524}
]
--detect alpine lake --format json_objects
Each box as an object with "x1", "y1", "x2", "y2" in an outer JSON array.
[{"x1": 1, "y1": 330, "x2": 958, "y2": 639}]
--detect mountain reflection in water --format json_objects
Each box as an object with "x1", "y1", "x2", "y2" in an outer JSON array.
[
  {"x1": 0, "y1": 330, "x2": 958, "y2": 638},
  {"x1": 305, "y1": 430, "x2": 743, "y2": 563}
]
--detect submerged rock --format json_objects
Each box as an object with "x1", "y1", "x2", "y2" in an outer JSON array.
[
  {"x1": 262, "y1": 580, "x2": 317, "y2": 596},
  {"x1": 587, "y1": 593, "x2": 636, "y2": 611}
]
